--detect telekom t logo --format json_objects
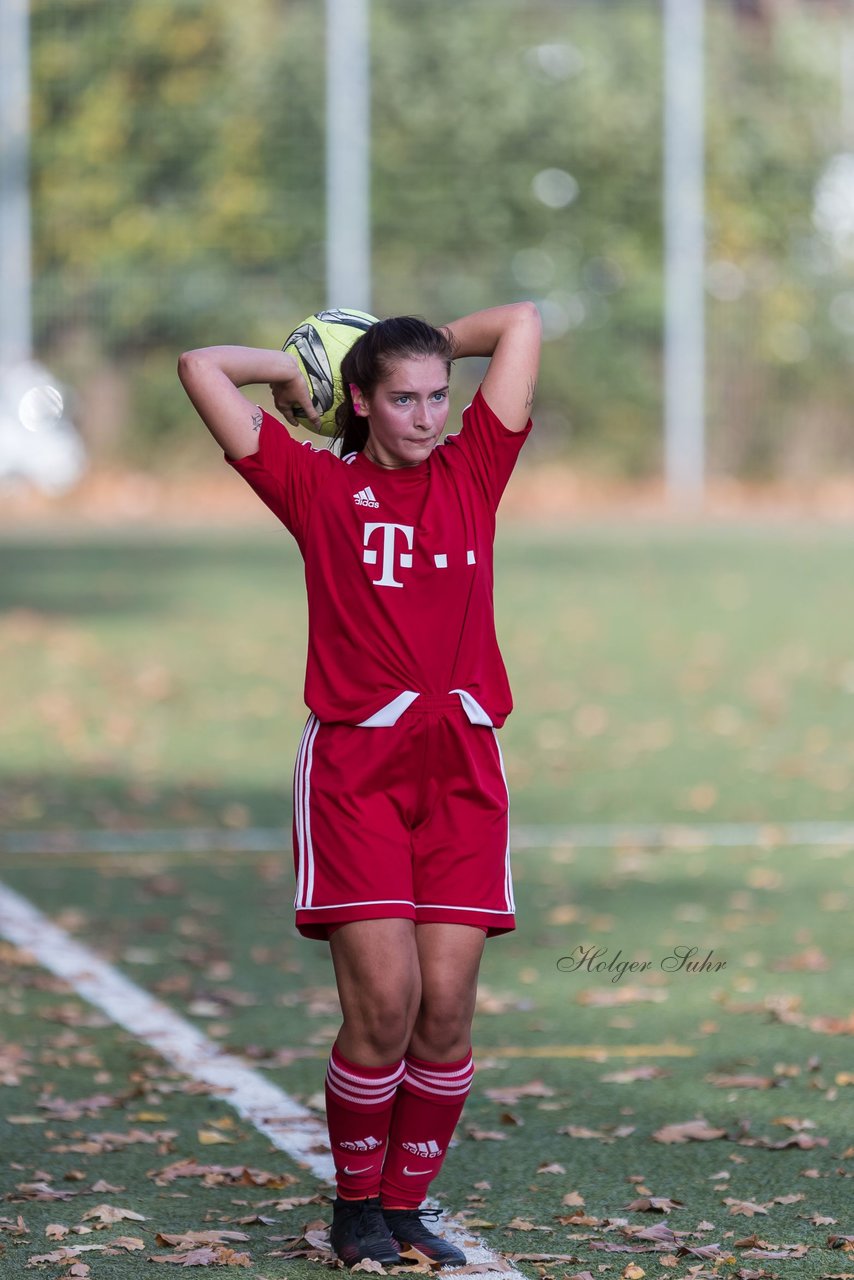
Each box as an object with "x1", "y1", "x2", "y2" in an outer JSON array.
[{"x1": 362, "y1": 522, "x2": 414, "y2": 588}]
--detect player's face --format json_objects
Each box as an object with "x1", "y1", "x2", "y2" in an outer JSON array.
[{"x1": 359, "y1": 356, "x2": 451, "y2": 468}]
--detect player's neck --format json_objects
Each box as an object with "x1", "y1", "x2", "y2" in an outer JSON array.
[{"x1": 363, "y1": 442, "x2": 418, "y2": 469}]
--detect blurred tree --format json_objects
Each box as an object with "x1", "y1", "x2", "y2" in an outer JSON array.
[{"x1": 27, "y1": 0, "x2": 854, "y2": 478}]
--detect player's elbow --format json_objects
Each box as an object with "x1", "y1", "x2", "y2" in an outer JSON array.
[
  {"x1": 177, "y1": 349, "x2": 209, "y2": 387},
  {"x1": 514, "y1": 300, "x2": 542, "y2": 333}
]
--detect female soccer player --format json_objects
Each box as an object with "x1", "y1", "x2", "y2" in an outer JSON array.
[{"x1": 178, "y1": 302, "x2": 541, "y2": 1268}]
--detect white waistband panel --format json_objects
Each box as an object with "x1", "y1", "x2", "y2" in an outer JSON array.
[{"x1": 355, "y1": 689, "x2": 494, "y2": 728}]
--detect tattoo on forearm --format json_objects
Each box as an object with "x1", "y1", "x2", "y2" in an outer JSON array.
[
  {"x1": 251, "y1": 409, "x2": 262, "y2": 433},
  {"x1": 525, "y1": 377, "x2": 537, "y2": 409}
]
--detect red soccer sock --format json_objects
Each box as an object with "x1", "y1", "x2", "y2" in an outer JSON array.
[
  {"x1": 379, "y1": 1049, "x2": 474, "y2": 1209},
  {"x1": 325, "y1": 1042, "x2": 405, "y2": 1200}
]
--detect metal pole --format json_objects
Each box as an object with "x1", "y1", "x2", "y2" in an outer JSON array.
[
  {"x1": 325, "y1": 0, "x2": 371, "y2": 311},
  {"x1": 0, "y1": 0, "x2": 32, "y2": 365},
  {"x1": 663, "y1": 0, "x2": 705, "y2": 502}
]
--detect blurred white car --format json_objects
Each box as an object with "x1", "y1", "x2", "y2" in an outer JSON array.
[{"x1": 0, "y1": 360, "x2": 87, "y2": 495}]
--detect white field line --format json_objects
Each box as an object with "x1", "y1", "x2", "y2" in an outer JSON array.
[
  {"x1": 2, "y1": 820, "x2": 854, "y2": 856},
  {"x1": 0, "y1": 880, "x2": 520, "y2": 1278}
]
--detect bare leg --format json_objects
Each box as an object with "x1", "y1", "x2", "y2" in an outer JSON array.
[
  {"x1": 329, "y1": 918, "x2": 423, "y2": 1065},
  {"x1": 408, "y1": 923, "x2": 486, "y2": 1059}
]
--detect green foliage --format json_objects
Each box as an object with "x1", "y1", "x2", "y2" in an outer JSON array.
[{"x1": 28, "y1": 0, "x2": 854, "y2": 475}]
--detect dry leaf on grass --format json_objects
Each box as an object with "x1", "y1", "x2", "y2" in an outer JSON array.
[
  {"x1": 12, "y1": 1182, "x2": 76, "y2": 1202},
  {"x1": 109, "y1": 1237, "x2": 145, "y2": 1251},
  {"x1": 601, "y1": 1065, "x2": 669, "y2": 1084},
  {"x1": 741, "y1": 1244, "x2": 809, "y2": 1259},
  {"x1": 653, "y1": 1118, "x2": 727, "y2": 1144},
  {"x1": 705, "y1": 1074, "x2": 777, "y2": 1089},
  {"x1": 483, "y1": 1080, "x2": 556, "y2": 1104},
  {"x1": 577, "y1": 986, "x2": 667, "y2": 1007},
  {"x1": 150, "y1": 1159, "x2": 299, "y2": 1188},
  {"x1": 504, "y1": 1254, "x2": 582, "y2": 1264},
  {"x1": 499, "y1": 1110, "x2": 523, "y2": 1126},
  {"x1": 149, "y1": 1244, "x2": 252, "y2": 1266},
  {"x1": 624, "y1": 1197, "x2": 684, "y2": 1213},
  {"x1": 675, "y1": 1242, "x2": 731, "y2": 1260},
  {"x1": 80, "y1": 1204, "x2": 146, "y2": 1224},
  {"x1": 561, "y1": 1191, "x2": 585, "y2": 1207},
  {"x1": 739, "y1": 1131, "x2": 828, "y2": 1150},
  {"x1": 155, "y1": 1231, "x2": 250, "y2": 1247},
  {"x1": 723, "y1": 1199, "x2": 769, "y2": 1217}
]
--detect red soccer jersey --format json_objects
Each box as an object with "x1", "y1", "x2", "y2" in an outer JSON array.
[{"x1": 225, "y1": 386, "x2": 531, "y2": 727}]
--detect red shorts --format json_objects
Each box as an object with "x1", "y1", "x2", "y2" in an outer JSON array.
[{"x1": 291, "y1": 694, "x2": 515, "y2": 941}]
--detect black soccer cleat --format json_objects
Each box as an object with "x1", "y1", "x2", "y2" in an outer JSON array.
[
  {"x1": 330, "y1": 1195, "x2": 403, "y2": 1267},
  {"x1": 382, "y1": 1207, "x2": 467, "y2": 1268}
]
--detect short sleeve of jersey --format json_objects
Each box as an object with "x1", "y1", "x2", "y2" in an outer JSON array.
[
  {"x1": 446, "y1": 385, "x2": 533, "y2": 510},
  {"x1": 223, "y1": 409, "x2": 336, "y2": 545}
]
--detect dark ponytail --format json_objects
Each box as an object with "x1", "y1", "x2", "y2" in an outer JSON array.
[{"x1": 332, "y1": 316, "x2": 455, "y2": 457}]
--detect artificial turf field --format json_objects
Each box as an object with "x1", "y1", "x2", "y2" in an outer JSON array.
[{"x1": 0, "y1": 522, "x2": 852, "y2": 1279}]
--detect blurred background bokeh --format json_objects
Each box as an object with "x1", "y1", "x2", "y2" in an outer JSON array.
[{"x1": 4, "y1": 0, "x2": 854, "y2": 509}]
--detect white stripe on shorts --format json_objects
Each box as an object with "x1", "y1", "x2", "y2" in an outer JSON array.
[
  {"x1": 293, "y1": 714, "x2": 320, "y2": 909},
  {"x1": 491, "y1": 728, "x2": 515, "y2": 914}
]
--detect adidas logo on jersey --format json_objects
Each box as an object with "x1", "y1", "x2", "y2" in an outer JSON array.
[
  {"x1": 339, "y1": 1135, "x2": 382, "y2": 1152},
  {"x1": 402, "y1": 1139, "x2": 443, "y2": 1158},
  {"x1": 354, "y1": 486, "x2": 380, "y2": 508}
]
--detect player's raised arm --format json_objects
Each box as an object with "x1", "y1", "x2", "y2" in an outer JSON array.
[
  {"x1": 177, "y1": 345, "x2": 322, "y2": 460},
  {"x1": 441, "y1": 302, "x2": 542, "y2": 434}
]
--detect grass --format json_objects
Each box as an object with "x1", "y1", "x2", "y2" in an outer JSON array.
[{"x1": 1, "y1": 521, "x2": 853, "y2": 1278}]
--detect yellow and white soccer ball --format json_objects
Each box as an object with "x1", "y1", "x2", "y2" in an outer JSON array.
[{"x1": 282, "y1": 307, "x2": 378, "y2": 436}]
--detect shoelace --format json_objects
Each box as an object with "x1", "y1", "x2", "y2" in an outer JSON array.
[
  {"x1": 388, "y1": 1207, "x2": 442, "y2": 1226},
  {"x1": 361, "y1": 1202, "x2": 390, "y2": 1231}
]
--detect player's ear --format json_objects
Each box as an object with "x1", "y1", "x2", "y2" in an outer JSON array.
[{"x1": 349, "y1": 382, "x2": 367, "y2": 416}]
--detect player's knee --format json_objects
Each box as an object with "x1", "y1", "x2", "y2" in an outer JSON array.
[
  {"x1": 344, "y1": 993, "x2": 419, "y2": 1060},
  {"x1": 412, "y1": 1001, "x2": 473, "y2": 1058}
]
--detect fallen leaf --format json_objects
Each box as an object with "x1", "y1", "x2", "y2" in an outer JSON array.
[
  {"x1": 504, "y1": 1255, "x2": 582, "y2": 1265},
  {"x1": 624, "y1": 1197, "x2": 683, "y2": 1213},
  {"x1": 155, "y1": 1231, "x2": 250, "y2": 1247},
  {"x1": 706, "y1": 1074, "x2": 776, "y2": 1089},
  {"x1": 483, "y1": 1081, "x2": 556, "y2": 1104},
  {"x1": 601, "y1": 1066, "x2": 669, "y2": 1083},
  {"x1": 559, "y1": 1125, "x2": 607, "y2": 1140},
  {"x1": 198, "y1": 1128, "x2": 236, "y2": 1144},
  {"x1": 80, "y1": 1204, "x2": 146, "y2": 1224},
  {"x1": 723, "y1": 1198, "x2": 769, "y2": 1217},
  {"x1": 561, "y1": 1192, "x2": 585, "y2": 1207},
  {"x1": 577, "y1": 986, "x2": 667, "y2": 1007},
  {"x1": 653, "y1": 1118, "x2": 727, "y2": 1144}
]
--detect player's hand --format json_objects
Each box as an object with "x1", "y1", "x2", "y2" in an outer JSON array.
[{"x1": 269, "y1": 360, "x2": 323, "y2": 431}]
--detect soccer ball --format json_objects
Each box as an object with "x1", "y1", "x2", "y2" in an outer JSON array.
[{"x1": 282, "y1": 307, "x2": 378, "y2": 436}]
